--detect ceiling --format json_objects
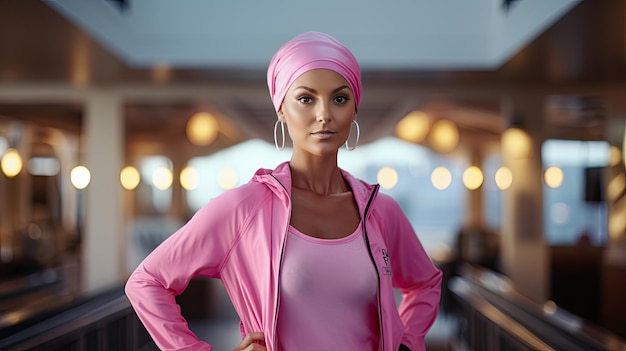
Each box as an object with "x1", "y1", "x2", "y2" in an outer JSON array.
[
  {"x1": 0, "y1": 0, "x2": 625, "y2": 156},
  {"x1": 45, "y1": 0, "x2": 578, "y2": 70}
]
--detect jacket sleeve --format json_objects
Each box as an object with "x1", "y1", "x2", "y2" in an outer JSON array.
[
  {"x1": 378, "y1": 194, "x2": 443, "y2": 351},
  {"x1": 125, "y1": 189, "x2": 250, "y2": 351}
]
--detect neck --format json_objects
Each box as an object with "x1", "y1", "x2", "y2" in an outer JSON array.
[{"x1": 289, "y1": 156, "x2": 348, "y2": 196}]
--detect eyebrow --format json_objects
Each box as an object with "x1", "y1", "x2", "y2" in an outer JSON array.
[{"x1": 293, "y1": 85, "x2": 351, "y2": 94}]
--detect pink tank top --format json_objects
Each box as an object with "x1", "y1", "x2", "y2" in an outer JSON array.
[{"x1": 276, "y1": 224, "x2": 380, "y2": 351}]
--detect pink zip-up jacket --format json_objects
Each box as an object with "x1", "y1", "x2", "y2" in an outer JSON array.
[{"x1": 125, "y1": 162, "x2": 442, "y2": 351}]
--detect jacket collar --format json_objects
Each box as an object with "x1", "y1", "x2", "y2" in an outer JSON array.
[
  {"x1": 339, "y1": 167, "x2": 378, "y2": 216},
  {"x1": 252, "y1": 161, "x2": 378, "y2": 216},
  {"x1": 251, "y1": 161, "x2": 292, "y2": 203}
]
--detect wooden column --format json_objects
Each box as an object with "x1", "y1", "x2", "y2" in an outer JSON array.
[
  {"x1": 81, "y1": 90, "x2": 124, "y2": 292},
  {"x1": 500, "y1": 93, "x2": 549, "y2": 304}
]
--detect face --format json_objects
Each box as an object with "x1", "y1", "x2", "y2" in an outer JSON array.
[{"x1": 278, "y1": 69, "x2": 357, "y2": 157}]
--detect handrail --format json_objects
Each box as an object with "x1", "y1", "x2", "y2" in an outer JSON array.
[
  {"x1": 450, "y1": 277, "x2": 556, "y2": 351},
  {"x1": 0, "y1": 269, "x2": 64, "y2": 318},
  {"x1": 0, "y1": 284, "x2": 157, "y2": 350},
  {"x1": 0, "y1": 291, "x2": 75, "y2": 334},
  {"x1": 0, "y1": 269, "x2": 62, "y2": 303},
  {"x1": 451, "y1": 264, "x2": 626, "y2": 351}
]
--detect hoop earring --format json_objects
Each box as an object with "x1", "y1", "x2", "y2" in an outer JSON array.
[
  {"x1": 274, "y1": 120, "x2": 285, "y2": 151},
  {"x1": 345, "y1": 120, "x2": 360, "y2": 151}
]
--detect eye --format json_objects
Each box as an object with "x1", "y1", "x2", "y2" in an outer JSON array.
[
  {"x1": 334, "y1": 95, "x2": 349, "y2": 104},
  {"x1": 297, "y1": 95, "x2": 313, "y2": 104}
]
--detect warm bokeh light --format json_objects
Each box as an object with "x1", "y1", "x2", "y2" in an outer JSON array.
[
  {"x1": 395, "y1": 110, "x2": 430, "y2": 143},
  {"x1": 1, "y1": 148, "x2": 23, "y2": 178},
  {"x1": 429, "y1": 119, "x2": 459, "y2": 153},
  {"x1": 377, "y1": 166, "x2": 399, "y2": 190},
  {"x1": 70, "y1": 165, "x2": 91, "y2": 190},
  {"x1": 502, "y1": 127, "x2": 531, "y2": 159},
  {"x1": 462, "y1": 166, "x2": 483, "y2": 190},
  {"x1": 180, "y1": 166, "x2": 200, "y2": 190},
  {"x1": 495, "y1": 166, "x2": 513, "y2": 190},
  {"x1": 152, "y1": 167, "x2": 173, "y2": 190},
  {"x1": 607, "y1": 173, "x2": 625, "y2": 201},
  {"x1": 609, "y1": 145, "x2": 622, "y2": 167},
  {"x1": 187, "y1": 112, "x2": 219, "y2": 146},
  {"x1": 217, "y1": 167, "x2": 238, "y2": 190},
  {"x1": 431, "y1": 166, "x2": 452, "y2": 190},
  {"x1": 544, "y1": 166, "x2": 564, "y2": 188},
  {"x1": 120, "y1": 166, "x2": 141, "y2": 190},
  {"x1": 543, "y1": 300, "x2": 558, "y2": 315}
]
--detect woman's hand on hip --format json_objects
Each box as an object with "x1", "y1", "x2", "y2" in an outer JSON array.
[{"x1": 234, "y1": 332, "x2": 266, "y2": 351}]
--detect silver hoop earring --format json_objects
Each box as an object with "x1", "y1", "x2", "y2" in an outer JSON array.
[
  {"x1": 274, "y1": 120, "x2": 285, "y2": 151},
  {"x1": 345, "y1": 120, "x2": 360, "y2": 151}
]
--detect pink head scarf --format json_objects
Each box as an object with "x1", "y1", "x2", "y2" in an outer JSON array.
[{"x1": 267, "y1": 31, "x2": 362, "y2": 114}]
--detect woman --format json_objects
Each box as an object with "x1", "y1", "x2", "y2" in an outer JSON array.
[{"x1": 125, "y1": 31, "x2": 442, "y2": 351}]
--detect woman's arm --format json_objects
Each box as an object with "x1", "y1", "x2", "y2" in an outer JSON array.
[
  {"x1": 125, "y1": 190, "x2": 248, "y2": 350},
  {"x1": 378, "y1": 195, "x2": 443, "y2": 351}
]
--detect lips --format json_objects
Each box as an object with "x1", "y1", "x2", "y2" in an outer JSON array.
[{"x1": 310, "y1": 130, "x2": 336, "y2": 139}]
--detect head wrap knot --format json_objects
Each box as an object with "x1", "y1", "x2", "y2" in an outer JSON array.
[{"x1": 267, "y1": 31, "x2": 362, "y2": 114}]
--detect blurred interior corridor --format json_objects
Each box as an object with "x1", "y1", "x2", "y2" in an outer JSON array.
[{"x1": 1, "y1": 0, "x2": 626, "y2": 350}]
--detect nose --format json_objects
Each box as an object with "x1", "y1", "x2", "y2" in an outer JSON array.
[
  {"x1": 316, "y1": 102, "x2": 331, "y2": 123},
  {"x1": 316, "y1": 114, "x2": 330, "y2": 123}
]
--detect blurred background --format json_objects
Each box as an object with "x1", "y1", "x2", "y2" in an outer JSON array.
[{"x1": 1, "y1": 0, "x2": 626, "y2": 350}]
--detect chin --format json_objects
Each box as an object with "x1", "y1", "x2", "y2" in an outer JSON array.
[{"x1": 306, "y1": 146, "x2": 340, "y2": 157}]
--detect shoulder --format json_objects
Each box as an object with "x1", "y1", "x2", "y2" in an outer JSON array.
[
  {"x1": 215, "y1": 162, "x2": 290, "y2": 207},
  {"x1": 373, "y1": 192, "x2": 403, "y2": 213},
  {"x1": 206, "y1": 181, "x2": 274, "y2": 214},
  {"x1": 187, "y1": 180, "x2": 275, "y2": 236},
  {"x1": 370, "y1": 192, "x2": 410, "y2": 231}
]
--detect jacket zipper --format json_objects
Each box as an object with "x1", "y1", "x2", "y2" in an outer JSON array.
[
  {"x1": 270, "y1": 174, "x2": 291, "y2": 351},
  {"x1": 269, "y1": 173, "x2": 382, "y2": 350},
  {"x1": 362, "y1": 185, "x2": 384, "y2": 351}
]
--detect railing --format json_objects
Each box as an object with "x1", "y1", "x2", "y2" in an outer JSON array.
[
  {"x1": 449, "y1": 264, "x2": 626, "y2": 351},
  {"x1": 0, "y1": 269, "x2": 63, "y2": 307},
  {"x1": 0, "y1": 269, "x2": 73, "y2": 339},
  {"x1": 0, "y1": 285, "x2": 157, "y2": 351}
]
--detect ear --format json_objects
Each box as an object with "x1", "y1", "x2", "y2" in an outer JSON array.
[{"x1": 277, "y1": 111, "x2": 286, "y2": 123}]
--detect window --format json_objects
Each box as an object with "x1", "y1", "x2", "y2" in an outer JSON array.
[
  {"x1": 185, "y1": 137, "x2": 469, "y2": 256},
  {"x1": 542, "y1": 139, "x2": 610, "y2": 245},
  {"x1": 138, "y1": 156, "x2": 173, "y2": 214}
]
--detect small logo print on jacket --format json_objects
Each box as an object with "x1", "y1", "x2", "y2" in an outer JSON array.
[{"x1": 381, "y1": 249, "x2": 391, "y2": 276}]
